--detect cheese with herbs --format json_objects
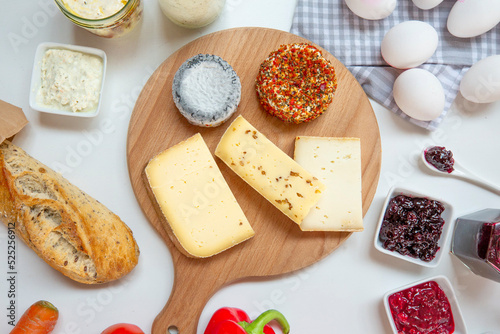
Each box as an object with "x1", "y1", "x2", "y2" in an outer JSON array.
[
  {"x1": 294, "y1": 136, "x2": 363, "y2": 232},
  {"x1": 215, "y1": 116, "x2": 324, "y2": 225},
  {"x1": 145, "y1": 133, "x2": 254, "y2": 258},
  {"x1": 37, "y1": 48, "x2": 103, "y2": 113}
]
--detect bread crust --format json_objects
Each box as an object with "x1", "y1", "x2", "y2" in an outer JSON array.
[{"x1": 0, "y1": 141, "x2": 139, "y2": 284}]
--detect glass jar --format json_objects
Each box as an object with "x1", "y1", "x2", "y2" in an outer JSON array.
[
  {"x1": 158, "y1": 0, "x2": 225, "y2": 28},
  {"x1": 451, "y1": 208, "x2": 500, "y2": 283},
  {"x1": 53, "y1": 0, "x2": 143, "y2": 38}
]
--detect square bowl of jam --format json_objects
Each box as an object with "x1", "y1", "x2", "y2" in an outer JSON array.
[
  {"x1": 383, "y1": 275, "x2": 467, "y2": 334},
  {"x1": 374, "y1": 186, "x2": 454, "y2": 268},
  {"x1": 29, "y1": 42, "x2": 107, "y2": 118}
]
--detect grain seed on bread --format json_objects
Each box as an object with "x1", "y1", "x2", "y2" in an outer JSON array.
[{"x1": 0, "y1": 141, "x2": 139, "y2": 284}]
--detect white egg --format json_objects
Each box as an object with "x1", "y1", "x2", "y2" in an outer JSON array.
[
  {"x1": 344, "y1": 0, "x2": 397, "y2": 20},
  {"x1": 460, "y1": 55, "x2": 500, "y2": 104},
  {"x1": 412, "y1": 0, "x2": 443, "y2": 10},
  {"x1": 447, "y1": 0, "x2": 500, "y2": 38},
  {"x1": 381, "y1": 21, "x2": 438, "y2": 69},
  {"x1": 393, "y1": 69, "x2": 445, "y2": 121}
]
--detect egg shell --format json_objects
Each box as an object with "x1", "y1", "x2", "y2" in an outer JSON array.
[
  {"x1": 381, "y1": 21, "x2": 438, "y2": 69},
  {"x1": 460, "y1": 55, "x2": 500, "y2": 104},
  {"x1": 344, "y1": 0, "x2": 397, "y2": 20},
  {"x1": 393, "y1": 69, "x2": 445, "y2": 121},
  {"x1": 412, "y1": 0, "x2": 443, "y2": 10},
  {"x1": 447, "y1": 0, "x2": 500, "y2": 38}
]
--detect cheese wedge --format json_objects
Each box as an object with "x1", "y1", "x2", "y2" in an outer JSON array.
[
  {"x1": 294, "y1": 136, "x2": 363, "y2": 232},
  {"x1": 215, "y1": 116, "x2": 324, "y2": 224},
  {"x1": 145, "y1": 133, "x2": 254, "y2": 258}
]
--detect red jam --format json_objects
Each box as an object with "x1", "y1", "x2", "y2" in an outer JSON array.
[
  {"x1": 424, "y1": 146, "x2": 454, "y2": 173},
  {"x1": 388, "y1": 281, "x2": 455, "y2": 334},
  {"x1": 478, "y1": 222, "x2": 500, "y2": 270},
  {"x1": 379, "y1": 195, "x2": 445, "y2": 262}
]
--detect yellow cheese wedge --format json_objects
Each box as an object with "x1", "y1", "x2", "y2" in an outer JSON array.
[
  {"x1": 215, "y1": 115, "x2": 324, "y2": 225},
  {"x1": 294, "y1": 136, "x2": 363, "y2": 232},
  {"x1": 145, "y1": 133, "x2": 254, "y2": 258}
]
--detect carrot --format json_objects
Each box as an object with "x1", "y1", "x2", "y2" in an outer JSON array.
[{"x1": 10, "y1": 300, "x2": 59, "y2": 334}]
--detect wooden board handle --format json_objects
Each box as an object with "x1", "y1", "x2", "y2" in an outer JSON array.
[{"x1": 152, "y1": 268, "x2": 220, "y2": 334}]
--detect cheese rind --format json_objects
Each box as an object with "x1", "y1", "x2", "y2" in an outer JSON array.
[
  {"x1": 294, "y1": 136, "x2": 363, "y2": 232},
  {"x1": 215, "y1": 116, "x2": 324, "y2": 224},
  {"x1": 145, "y1": 133, "x2": 254, "y2": 258}
]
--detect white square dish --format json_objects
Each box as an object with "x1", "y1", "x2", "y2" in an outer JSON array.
[
  {"x1": 383, "y1": 275, "x2": 467, "y2": 334},
  {"x1": 29, "y1": 42, "x2": 107, "y2": 118},
  {"x1": 374, "y1": 186, "x2": 454, "y2": 268}
]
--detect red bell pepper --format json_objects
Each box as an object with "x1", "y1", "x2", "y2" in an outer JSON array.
[
  {"x1": 101, "y1": 323, "x2": 145, "y2": 334},
  {"x1": 204, "y1": 307, "x2": 290, "y2": 334}
]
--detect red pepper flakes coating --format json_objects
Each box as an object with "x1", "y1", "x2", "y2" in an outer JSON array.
[{"x1": 255, "y1": 43, "x2": 337, "y2": 124}]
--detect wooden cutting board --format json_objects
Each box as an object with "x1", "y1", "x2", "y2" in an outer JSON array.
[{"x1": 127, "y1": 27, "x2": 381, "y2": 334}]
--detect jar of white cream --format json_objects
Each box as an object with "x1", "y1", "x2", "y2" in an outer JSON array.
[{"x1": 158, "y1": 0, "x2": 225, "y2": 28}]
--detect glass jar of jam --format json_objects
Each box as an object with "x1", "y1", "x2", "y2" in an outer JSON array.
[
  {"x1": 451, "y1": 208, "x2": 500, "y2": 283},
  {"x1": 53, "y1": 0, "x2": 143, "y2": 38}
]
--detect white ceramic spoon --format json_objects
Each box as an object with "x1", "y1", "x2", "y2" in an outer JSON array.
[{"x1": 421, "y1": 147, "x2": 500, "y2": 195}]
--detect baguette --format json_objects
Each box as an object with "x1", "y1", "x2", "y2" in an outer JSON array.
[{"x1": 0, "y1": 141, "x2": 139, "y2": 284}]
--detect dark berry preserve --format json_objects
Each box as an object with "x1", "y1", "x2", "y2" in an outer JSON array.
[
  {"x1": 488, "y1": 226, "x2": 500, "y2": 270},
  {"x1": 478, "y1": 222, "x2": 500, "y2": 270},
  {"x1": 477, "y1": 223, "x2": 495, "y2": 260},
  {"x1": 388, "y1": 281, "x2": 455, "y2": 334},
  {"x1": 425, "y1": 146, "x2": 454, "y2": 173},
  {"x1": 379, "y1": 194, "x2": 445, "y2": 262}
]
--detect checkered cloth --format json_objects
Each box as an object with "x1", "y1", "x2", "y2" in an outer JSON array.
[{"x1": 291, "y1": 0, "x2": 500, "y2": 130}]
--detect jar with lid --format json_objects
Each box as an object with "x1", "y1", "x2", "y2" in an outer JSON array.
[
  {"x1": 53, "y1": 0, "x2": 143, "y2": 38},
  {"x1": 158, "y1": 0, "x2": 226, "y2": 28},
  {"x1": 451, "y1": 208, "x2": 500, "y2": 283}
]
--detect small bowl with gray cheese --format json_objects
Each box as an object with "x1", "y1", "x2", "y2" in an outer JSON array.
[{"x1": 29, "y1": 42, "x2": 107, "y2": 117}]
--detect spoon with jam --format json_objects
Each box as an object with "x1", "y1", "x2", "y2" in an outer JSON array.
[{"x1": 422, "y1": 146, "x2": 500, "y2": 195}]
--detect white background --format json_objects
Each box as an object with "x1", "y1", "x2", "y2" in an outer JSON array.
[{"x1": 1, "y1": 0, "x2": 500, "y2": 333}]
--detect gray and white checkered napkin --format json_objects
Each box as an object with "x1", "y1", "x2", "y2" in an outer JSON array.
[{"x1": 291, "y1": 0, "x2": 500, "y2": 130}]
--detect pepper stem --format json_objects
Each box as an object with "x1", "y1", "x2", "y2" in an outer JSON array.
[{"x1": 240, "y1": 309, "x2": 290, "y2": 334}]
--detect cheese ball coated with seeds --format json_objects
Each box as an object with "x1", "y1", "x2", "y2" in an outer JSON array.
[{"x1": 256, "y1": 43, "x2": 337, "y2": 124}]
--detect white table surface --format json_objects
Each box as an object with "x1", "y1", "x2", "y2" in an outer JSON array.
[{"x1": 1, "y1": 1, "x2": 500, "y2": 333}]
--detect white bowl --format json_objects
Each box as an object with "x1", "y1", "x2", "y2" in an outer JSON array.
[
  {"x1": 374, "y1": 186, "x2": 454, "y2": 268},
  {"x1": 29, "y1": 42, "x2": 107, "y2": 118},
  {"x1": 383, "y1": 275, "x2": 467, "y2": 334}
]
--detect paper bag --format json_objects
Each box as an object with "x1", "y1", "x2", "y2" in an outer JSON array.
[{"x1": 0, "y1": 100, "x2": 28, "y2": 143}]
